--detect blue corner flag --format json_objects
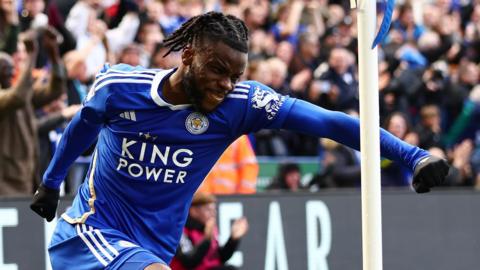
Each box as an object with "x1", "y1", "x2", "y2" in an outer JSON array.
[{"x1": 372, "y1": 0, "x2": 395, "y2": 49}]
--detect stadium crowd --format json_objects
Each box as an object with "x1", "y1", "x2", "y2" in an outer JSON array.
[{"x1": 0, "y1": 0, "x2": 479, "y2": 196}]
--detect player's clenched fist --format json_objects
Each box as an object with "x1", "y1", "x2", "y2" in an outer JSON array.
[
  {"x1": 30, "y1": 184, "x2": 60, "y2": 222},
  {"x1": 412, "y1": 156, "x2": 450, "y2": 193}
]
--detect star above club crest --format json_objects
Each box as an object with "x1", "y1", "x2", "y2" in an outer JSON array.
[{"x1": 139, "y1": 132, "x2": 156, "y2": 141}]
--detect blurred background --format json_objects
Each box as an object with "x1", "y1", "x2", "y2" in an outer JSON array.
[{"x1": 0, "y1": 0, "x2": 479, "y2": 269}]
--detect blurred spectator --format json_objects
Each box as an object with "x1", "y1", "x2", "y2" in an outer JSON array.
[
  {"x1": 178, "y1": 0, "x2": 204, "y2": 19},
  {"x1": 66, "y1": 0, "x2": 140, "y2": 62},
  {"x1": 415, "y1": 104, "x2": 444, "y2": 149},
  {"x1": 199, "y1": 135, "x2": 259, "y2": 195},
  {"x1": 381, "y1": 112, "x2": 419, "y2": 187},
  {"x1": 289, "y1": 31, "x2": 320, "y2": 75},
  {"x1": 422, "y1": 4, "x2": 442, "y2": 31},
  {"x1": 248, "y1": 29, "x2": 276, "y2": 60},
  {"x1": 69, "y1": 5, "x2": 111, "y2": 77},
  {"x1": 379, "y1": 61, "x2": 409, "y2": 122},
  {"x1": 20, "y1": 0, "x2": 49, "y2": 31},
  {"x1": 310, "y1": 110, "x2": 361, "y2": 188},
  {"x1": 247, "y1": 59, "x2": 271, "y2": 85},
  {"x1": 171, "y1": 192, "x2": 248, "y2": 270},
  {"x1": 444, "y1": 85, "x2": 480, "y2": 147},
  {"x1": 36, "y1": 93, "x2": 80, "y2": 179},
  {"x1": 20, "y1": 0, "x2": 77, "y2": 62},
  {"x1": 429, "y1": 140, "x2": 474, "y2": 186},
  {"x1": 158, "y1": 0, "x2": 184, "y2": 35},
  {"x1": 269, "y1": 1, "x2": 306, "y2": 44},
  {"x1": 389, "y1": 3, "x2": 425, "y2": 44},
  {"x1": 456, "y1": 60, "x2": 479, "y2": 96},
  {"x1": 118, "y1": 43, "x2": 143, "y2": 67},
  {"x1": 266, "y1": 57, "x2": 289, "y2": 95},
  {"x1": 274, "y1": 41, "x2": 294, "y2": 66},
  {"x1": 310, "y1": 47, "x2": 357, "y2": 112},
  {"x1": 321, "y1": 13, "x2": 357, "y2": 57},
  {"x1": 0, "y1": 28, "x2": 67, "y2": 195},
  {"x1": 465, "y1": 5, "x2": 480, "y2": 62},
  {"x1": 472, "y1": 135, "x2": 480, "y2": 190},
  {"x1": 150, "y1": 42, "x2": 181, "y2": 69},
  {"x1": 310, "y1": 138, "x2": 361, "y2": 188},
  {"x1": 243, "y1": 3, "x2": 268, "y2": 32},
  {"x1": 267, "y1": 162, "x2": 305, "y2": 192},
  {"x1": 135, "y1": 19, "x2": 164, "y2": 65},
  {"x1": 0, "y1": 0, "x2": 20, "y2": 54},
  {"x1": 63, "y1": 49, "x2": 89, "y2": 104}
]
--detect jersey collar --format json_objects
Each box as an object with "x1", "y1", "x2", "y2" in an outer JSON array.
[{"x1": 150, "y1": 68, "x2": 192, "y2": 110}]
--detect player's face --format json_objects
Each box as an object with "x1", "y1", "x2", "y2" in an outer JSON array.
[{"x1": 182, "y1": 41, "x2": 247, "y2": 113}]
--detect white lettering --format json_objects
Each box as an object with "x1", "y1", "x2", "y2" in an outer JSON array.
[
  {"x1": 265, "y1": 202, "x2": 288, "y2": 270},
  {"x1": 121, "y1": 138, "x2": 136, "y2": 159},
  {"x1": 128, "y1": 163, "x2": 143, "y2": 177},
  {"x1": 139, "y1": 142, "x2": 147, "y2": 161},
  {"x1": 164, "y1": 169, "x2": 174, "y2": 183},
  {"x1": 176, "y1": 171, "x2": 187, "y2": 183},
  {"x1": 116, "y1": 158, "x2": 128, "y2": 170},
  {"x1": 0, "y1": 209, "x2": 18, "y2": 270},
  {"x1": 219, "y1": 203, "x2": 243, "y2": 267},
  {"x1": 117, "y1": 159, "x2": 187, "y2": 184},
  {"x1": 151, "y1": 145, "x2": 170, "y2": 165},
  {"x1": 172, "y1": 149, "x2": 193, "y2": 167},
  {"x1": 306, "y1": 201, "x2": 331, "y2": 270},
  {"x1": 146, "y1": 167, "x2": 163, "y2": 181}
]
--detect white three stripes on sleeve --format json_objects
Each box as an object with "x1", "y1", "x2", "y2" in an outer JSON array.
[
  {"x1": 227, "y1": 83, "x2": 251, "y2": 99},
  {"x1": 86, "y1": 72, "x2": 155, "y2": 101}
]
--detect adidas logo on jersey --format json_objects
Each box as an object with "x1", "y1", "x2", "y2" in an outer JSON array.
[{"x1": 119, "y1": 111, "x2": 137, "y2": 121}]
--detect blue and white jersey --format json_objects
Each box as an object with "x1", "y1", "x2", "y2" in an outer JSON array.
[{"x1": 60, "y1": 64, "x2": 295, "y2": 263}]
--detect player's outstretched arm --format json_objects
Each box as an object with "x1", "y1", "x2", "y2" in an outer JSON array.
[
  {"x1": 281, "y1": 99, "x2": 449, "y2": 192},
  {"x1": 31, "y1": 111, "x2": 101, "y2": 221}
]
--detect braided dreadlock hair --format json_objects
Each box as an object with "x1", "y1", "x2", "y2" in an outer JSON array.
[{"x1": 162, "y1": 12, "x2": 249, "y2": 56}]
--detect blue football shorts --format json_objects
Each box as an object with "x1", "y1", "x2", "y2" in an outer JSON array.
[{"x1": 48, "y1": 218, "x2": 167, "y2": 270}]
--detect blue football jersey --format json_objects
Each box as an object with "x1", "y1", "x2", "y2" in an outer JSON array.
[{"x1": 60, "y1": 64, "x2": 295, "y2": 262}]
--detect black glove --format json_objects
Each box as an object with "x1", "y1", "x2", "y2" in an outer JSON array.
[
  {"x1": 412, "y1": 156, "x2": 450, "y2": 193},
  {"x1": 30, "y1": 184, "x2": 60, "y2": 222}
]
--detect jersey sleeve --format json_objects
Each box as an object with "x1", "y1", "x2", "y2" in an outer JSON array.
[
  {"x1": 281, "y1": 99, "x2": 430, "y2": 172},
  {"x1": 81, "y1": 64, "x2": 115, "y2": 124},
  {"x1": 230, "y1": 81, "x2": 295, "y2": 135},
  {"x1": 42, "y1": 64, "x2": 117, "y2": 189}
]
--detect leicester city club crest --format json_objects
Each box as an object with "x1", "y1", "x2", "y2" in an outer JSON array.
[{"x1": 185, "y1": 112, "x2": 209, "y2": 135}]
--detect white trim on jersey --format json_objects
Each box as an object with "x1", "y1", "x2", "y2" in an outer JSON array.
[
  {"x1": 96, "y1": 73, "x2": 155, "y2": 81},
  {"x1": 232, "y1": 88, "x2": 249, "y2": 94},
  {"x1": 76, "y1": 224, "x2": 108, "y2": 266},
  {"x1": 229, "y1": 84, "x2": 250, "y2": 99},
  {"x1": 227, "y1": 93, "x2": 248, "y2": 99},
  {"x1": 96, "y1": 69, "x2": 157, "y2": 78},
  {"x1": 87, "y1": 74, "x2": 154, "y2": 101},
  {"x1": 150, "y1": 69, "x2": 192, "y2": 110},
  {"x1": 94, "y1": 79, "x2": 153, "y2": 93},
  {"x1": 235, "y1": 83, "x2": 251, "y2": 89}
]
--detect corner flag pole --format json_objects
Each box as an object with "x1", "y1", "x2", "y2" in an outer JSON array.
[{"x1": 355, "y1": 0, "x2": 383, "y2": 268}]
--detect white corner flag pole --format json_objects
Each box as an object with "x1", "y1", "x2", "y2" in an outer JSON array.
[{"x1": 355, "y1": 0, "x2": 383, "y2": 269}]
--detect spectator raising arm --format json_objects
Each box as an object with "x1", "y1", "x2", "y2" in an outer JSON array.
[
  {"x1": 0, "y1": 31, "x2": 37, "y2": 114},
  {"x1": 32, "y1": 27, "x2": 68, "y2": 108}
]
